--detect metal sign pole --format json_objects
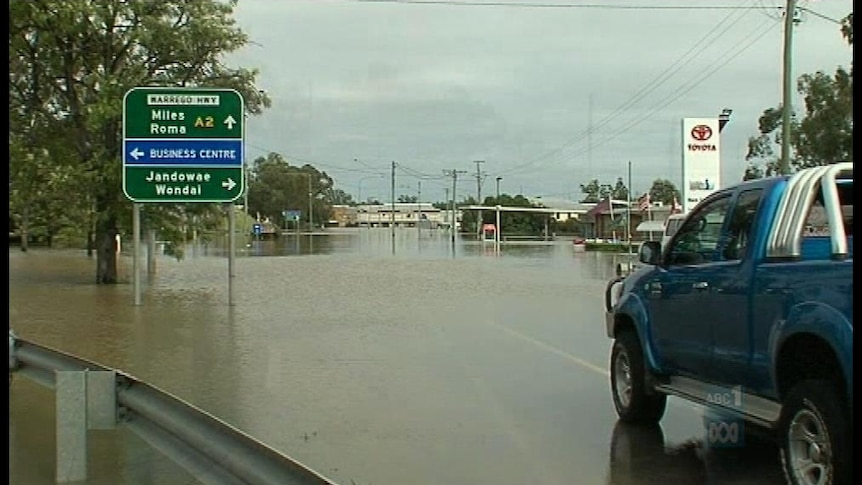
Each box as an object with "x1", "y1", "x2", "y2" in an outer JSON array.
[
  {"x1": 133, "y1": 204, "x2": 141, "y2": 306},
  {"x1": 495, "y1": 205, "x2": 501, "y2": 255},
  {"x1": 122, "y1": 86, "x2": 245, "y2": 308},
  {"x1": 228, "y1": 204, "x2": 235, "y2": 306}
]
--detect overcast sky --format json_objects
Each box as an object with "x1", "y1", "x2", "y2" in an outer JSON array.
[{"x1": 226, "y1": 0, "x2": 852, "y2": 203}]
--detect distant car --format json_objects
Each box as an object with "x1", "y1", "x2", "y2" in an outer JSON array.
[{"x1": 660, "y1": 213, "x2": 687, "y2": 249}]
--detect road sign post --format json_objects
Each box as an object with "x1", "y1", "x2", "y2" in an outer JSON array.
[
  {"x1": 122, "y1": 87, "x2": 245, "y2": 307},
  {"x1": 122, "y1": 87, "x2": 245, "y2": 203}
]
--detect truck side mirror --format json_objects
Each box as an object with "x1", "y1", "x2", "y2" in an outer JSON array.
[{"x1": 639, "y1": 241, "x2": 662, "y2": 265}]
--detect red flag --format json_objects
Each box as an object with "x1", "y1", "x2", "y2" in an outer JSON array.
[{"x1": 638, "y1": 193, "x2": 651, "y2": 212}]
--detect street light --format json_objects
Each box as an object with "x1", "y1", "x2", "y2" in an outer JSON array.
[{"x1": 718, "y1": 108, "x2": 733, "y2": 133}]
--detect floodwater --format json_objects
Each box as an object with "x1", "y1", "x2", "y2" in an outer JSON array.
[{"x1": 9, "y1": 228, "x2": 785, "y2": 485}]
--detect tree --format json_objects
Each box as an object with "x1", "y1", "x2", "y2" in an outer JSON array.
[
  {"x1": 744, "y1": 13, "x2": 852, "y2": 179},
  {"x1": 397, "y1": 194, "x2": 418, "y2": 203},
  {"x1": 325, "y1": 188, "x2": 355, "y2": 206},
  {"x1": 611, "y1": 177, "x2": 629, "y2": 201},
  {"x1": 647, "y1": 179, "x2": 681, "y2": 206},
  {"x1": 459, "y1": 194, "x2": 548, "y2": 235},
  {"x1": 579, "y1": 179, "x2": 613, "y2": 203},
  {"x1": 9, "y1": 0, "x2": 270, "y2": 283},
  {"x1": 247, "y1": 152, "x2": 332, "y2": 228},
  {"x1": 580, "y1": 177, "x2": 627, "y2": 202}
]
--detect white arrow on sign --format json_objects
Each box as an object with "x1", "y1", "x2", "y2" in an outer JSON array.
[
  {"x1": 130, "y1": 148, "x2": 144, "y2": 160},
  {"x1": 222, "y1": 178, "x2": 236, "y2": 191},
  {"x1": 224, "y1": 115, "x2": 236, "y2": 130}
]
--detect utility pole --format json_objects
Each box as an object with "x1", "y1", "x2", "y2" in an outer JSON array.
[
  {"x1": 391, "y1": 161, "x2": 396, "y2": 251},
  {"x1": 474, "y1": 160, "x2": 485, "y2": 238},
  {"x1": 417, "y1": 181, "x2": 422, "y2": 241},
  {"x1": 308, "y1": 174, "x2": 313, "y2": 233},
  {"x1": 626, "y1": 161, "x2": 632, "y2": 253},
  {"x1": 444, "y1": 187, "x2": 450, "y2": 235},
  {"x1": 444, "y1": 169, "x2": 467, "y2": 247},
  {"x1": 495, "y1": 176, "x2": 502, "y2": 253},
  {"x1": 780, "y1": 0, "x2": 797, "y2": 175}
]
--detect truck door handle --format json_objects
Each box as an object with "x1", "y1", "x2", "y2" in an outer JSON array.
[{"x1": 692, "y1": 282, "x2": 709, "y2": 290}]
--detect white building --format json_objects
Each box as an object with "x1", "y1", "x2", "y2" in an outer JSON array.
[
  {"x1": 356, "y1": 203, "x2": 447, "y2": 228},
  {"x1": 527, "y1": 197, "x2": 595, "y2": 222}
]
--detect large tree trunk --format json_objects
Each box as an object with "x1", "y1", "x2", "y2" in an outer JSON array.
[
  {"x1": 95, "y1": 214, "x2": 119, "y2": 284},
  {"x1": 86, "y1": 209, "x2": 95, "y2": 257},
  {"x1": 19, "y1": 208, "x2": 29, "y2": 252}
]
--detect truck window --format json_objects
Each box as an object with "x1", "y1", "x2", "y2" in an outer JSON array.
[
  {"x1": 664, "y1": 217, "x2": 685, "y2": 239},
  {"x1": 802, "y1": 181, "x2": 853, "y2": 238},
  {"x1": 722, "y1": 188, "x2": 763, "y2": 261},
  {"x1": 667, "y1": 195, "x2": 732, "y2": 265}
]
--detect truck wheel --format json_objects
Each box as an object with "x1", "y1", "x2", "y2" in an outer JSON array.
[
  {"x1": 610, "y1": 330, "x2": 667, "y2": 424},
  {"x1": 779, "y1": 380, "x2": 851, "y2": 485}
]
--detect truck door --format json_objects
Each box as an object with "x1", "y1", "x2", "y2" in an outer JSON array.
[
  {"x1": 646, "y1": 193, "x2": 733, "y2": 376},
  {"x1": 701, "y1": 188, "x2": 763, "y2": 386}
]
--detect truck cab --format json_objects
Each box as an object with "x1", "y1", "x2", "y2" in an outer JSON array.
[{"x1": 603, "y1": 162, "x2": 853, "y2": 485}]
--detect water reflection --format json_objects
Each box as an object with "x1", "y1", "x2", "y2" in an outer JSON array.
[
  {"x1": 189, "y1": 227, "x2": 636, "y2": 276},
  {"x1": 607, "y1": 421, "x2": 784, "y2": 485},
  {"x1": 10, "y1": 231, "x2": 724, "y2": 485}
]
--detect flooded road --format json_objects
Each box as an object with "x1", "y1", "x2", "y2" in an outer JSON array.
[{"x1": 9, "y1": 228, "x2": 785, "y2": 485}]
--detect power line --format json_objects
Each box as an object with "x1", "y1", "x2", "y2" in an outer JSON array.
[
  {"x1": 347, "y1": 0, "x2": 781, "y2": 10},
  {"x1": 798, "y1": 6, "x2": 843, "y2": 25},
  {"x1": 246, "y1": 143, "x2": 381, "y2": 174},
  {"x1": 497, "y1": 0, "x2": 758, "y2": 177},
  {"x1": 502, "y1": 10, "x2": 778, "y2": 177},
  {"x1": 536, "y1": 15, "x2": 780, "y2": 175}
]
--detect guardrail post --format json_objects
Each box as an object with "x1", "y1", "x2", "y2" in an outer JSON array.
[
  {"x1": 87, "y1": 371, "x2": 117, "y2": 430},
  {"x1": 54, "y1": 370, "x2": 116, "y2": 482},
  {"x1": 56, "y1": 371, "x2": 87, "y2": 482}
]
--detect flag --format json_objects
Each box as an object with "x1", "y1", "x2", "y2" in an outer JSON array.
[
  {"x1": 638, "y1": 193, "x2": 651, "y2": 212},
  {"x1": 671, "y1": 196, "x2": 682, "y2": 214}
]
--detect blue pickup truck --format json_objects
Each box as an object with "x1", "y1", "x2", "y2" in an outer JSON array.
[{"x1": 604, "y1": 162, "x2": 853, "y2": 485}]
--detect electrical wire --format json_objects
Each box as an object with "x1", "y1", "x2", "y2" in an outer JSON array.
[
  {"x1": 344, "y1": 0, "x2": 781, "y2": 10},
  {"x1": 506, "y1": 14, "x2": 780, "y2": 177},
  {"x1": 798, "y1": 6, "x2": 843, "y2": 25},
  {"x1": 497, "y1": 0, "x2": 758, "y2": 177},
  {"x1": 246, "y1": 142, "x2": 383, "y2": 174}
]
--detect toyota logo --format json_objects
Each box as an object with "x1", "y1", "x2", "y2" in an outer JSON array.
[{"x1": 691, "y1": 125, "x2": 713, "y2": 141}]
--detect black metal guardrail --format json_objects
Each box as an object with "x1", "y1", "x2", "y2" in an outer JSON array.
[{"x1": 9, "y1": 332, "x2": 339, "y2": 485}]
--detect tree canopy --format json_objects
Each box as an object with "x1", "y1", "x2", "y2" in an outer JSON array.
[
  {"x1": 247, "y1": 152, "x2": 333, "y2": 228},
  {"x1": 744, "y1": 12, "x2": 852, "y2": 180},
  {"x1": 647, "y1": 179, "x2": 681, "y2": 206},
  {"x1": 579, "y1": 177, "x2": 629, "y2": 203},
  {"x1": 10, "y1": 0, "x2": 271, "y2": 282}
]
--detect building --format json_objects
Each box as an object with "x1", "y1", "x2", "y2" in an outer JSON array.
[
  {"x1": 581, "y1": 198, "x2": 678, "y2": 241},
  {"x1": 528, "y1": 197, "x2": 595, "y2": 223},
  {"x1": 328, "y1": 205, "x2": 357, "y2": 227},
  {"x1": 356, "y1": 203, "x2": 446, "y2": 228}
]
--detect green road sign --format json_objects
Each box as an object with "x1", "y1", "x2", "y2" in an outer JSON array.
[{"x1": 123, "y1": 87, "x2": 245, "y2": 203}]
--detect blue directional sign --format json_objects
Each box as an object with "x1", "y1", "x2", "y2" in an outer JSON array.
[
  {"x1": 282, "y1": 210, "x2": 302, "y2": 222},
  {"x1": 123, "y1": 140, "x2": 243, "y2": 165},
  {"x1": 122, "y1": 87, "x2": 245, "y2": 203}
]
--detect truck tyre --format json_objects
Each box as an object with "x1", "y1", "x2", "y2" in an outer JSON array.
[
  {"x1": 610, "y1": 329, "x2": 667, "y2": 424},
  {"x1": 779, "y1": 380, "x2": 851, "y2": 485}
]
